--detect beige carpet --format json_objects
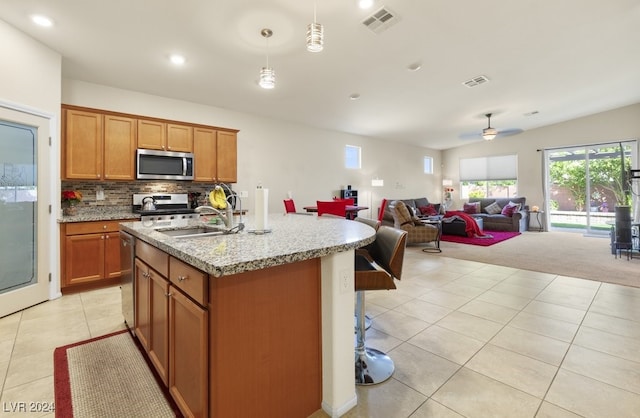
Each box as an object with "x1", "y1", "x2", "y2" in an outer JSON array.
[
  {"x1": 415, "y1": 231, "x2": 639, "y2": 288},
  {"x1": 54, "y1": 331, "x2": 176, "y2": 417}
]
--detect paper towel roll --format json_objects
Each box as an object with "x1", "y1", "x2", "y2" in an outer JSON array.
[{"x1": 254, "y1": 186, "x2": 269, "y2": 231}]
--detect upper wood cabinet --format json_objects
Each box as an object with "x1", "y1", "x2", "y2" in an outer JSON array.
[
  {"x1": 63, "y1": 105, "x2": 238, "y2": 182},
  {"x1": 63, "y1": 107, "x2": 136, "y2": 180},
  {"x1": 138, "y1": 119, "x2": 193, "y2": 152},
  {"x1": 193, "y1": 128, "x2": 237, "y2": 183},
  {"x1": 64, "y1": 109, "x2": 103, "y2": 180}
]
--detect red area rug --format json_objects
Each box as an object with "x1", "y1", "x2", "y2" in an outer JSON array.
[
  {"x1": 441, "y1": 230, "x2": 521, "y2": 246},
  {"x1": 53, "y1": 330, "x2": 181, "y2": 417}
]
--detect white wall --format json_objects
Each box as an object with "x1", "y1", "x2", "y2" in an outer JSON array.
[
  {"x1": 62, "y1": 79, "x2": 443, "y2": 217},
  {"x1": 442, "y1": 103, "x2": 640, "y2": 210},
  {"x1": 0, "y1": 20, "x2": 61, "y2": 113},
  {"x1": 0, "y1": 19, "x2": 62, "y2": 298}
]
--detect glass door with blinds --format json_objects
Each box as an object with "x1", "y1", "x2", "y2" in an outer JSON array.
[{"x1": 0, "y1": 106, "x2": 51, "y2": 317}]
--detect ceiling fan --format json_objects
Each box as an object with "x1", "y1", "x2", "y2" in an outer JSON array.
[{"x1": 460, "y1": 113, "x2": 523, "y2": 141}]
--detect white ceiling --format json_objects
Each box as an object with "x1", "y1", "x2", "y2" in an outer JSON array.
[{"x1": 2, "y1": 0, "x2": 640, "y2": 150}]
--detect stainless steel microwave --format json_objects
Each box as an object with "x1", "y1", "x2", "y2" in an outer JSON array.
[{"x1": 136, "y1": 149, "x2": 194, "y2": 180}]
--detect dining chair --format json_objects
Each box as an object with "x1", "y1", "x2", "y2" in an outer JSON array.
[
  {"x1": 316, "y1": 200, "x2": 347, "y2": 217},
  {"x1": 333, "y1": 197, "x2": 355, "y2": 205},
  {"x1": 283, "y1": 199, "x2": 297, "y2": 213},
  {"x1": 377, "y1": 198, "x2": 388, "y2": 223},
  {"x1": 354, "y1": 225, "x2": 408, "y2": 385}
]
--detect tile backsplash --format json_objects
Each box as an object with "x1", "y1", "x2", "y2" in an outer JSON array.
[{"x1": 61, "y1": 181, "x2": 225, "y2": 208}]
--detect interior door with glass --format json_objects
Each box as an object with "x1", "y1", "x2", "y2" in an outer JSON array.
[{"x1": 0, "y1": 106, "x2": 51, "y2": 318}]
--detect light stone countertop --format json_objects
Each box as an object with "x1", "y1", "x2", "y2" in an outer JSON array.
[
  {"x1": 58, "y1": 206, "x2": 140, "y2": 223},
  {"x1": 120, "y1": 214, "x2": 376, "y2": 278}
]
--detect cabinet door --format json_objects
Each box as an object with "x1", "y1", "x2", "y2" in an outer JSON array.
[
  {"x1": 103, "y1": 115, "x2": 136, "y2": 180},
  {"x1": 64, "y1": 233, "x2": 105, "y2": 286},
  {"x1": 216, "y1": 131, "x2": 237, "y2": 183},
  {"x1": 137, "y1": 119, "x2": 166, "y2": 150},
  {"x1": 104, "y1": 231, "x2": 121, "y2": 279},
  {"x1": 169, "y1": 287, "x2": 208, "y2": 418},
  {"x1": 193, "y1": 127, "x2": 217, "y2": 182},
  {"x1": 64, "y1": 109, "x2": 103, "y2": 180},
  {"x1": 167, "y1": 124, "x2": 193, "y2": 152},
  {"x1": 134, "y1": 259, "x2": 151, "y2": 351},
  {"x1": 149, "y1": 270, "x2": 170, "y2": 386}
]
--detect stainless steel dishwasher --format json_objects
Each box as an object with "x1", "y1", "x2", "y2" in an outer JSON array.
[{"x1": 120, "y1": 231, "x2": 135, "y2": 334}]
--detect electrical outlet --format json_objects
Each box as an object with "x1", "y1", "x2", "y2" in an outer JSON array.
[
  {"x1": 96, "y1": 188, "x2": 105, "y2": 200},
  {"x1": 238, "y1": 190, "x2": 249, "y2": 198},
  {"x1": 339, "y1": 269, "x2": 352, "y2": 294}
]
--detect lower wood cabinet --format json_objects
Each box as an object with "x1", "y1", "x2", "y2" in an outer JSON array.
[
  {"x1": 61, "y1": 220, "x2": 124, "y2": 291},
  {"x1": 135, "y1": 239, "x2": 208, "y2": 418}
]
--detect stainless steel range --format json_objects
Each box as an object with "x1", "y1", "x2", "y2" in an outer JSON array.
[{"x1": 132, "y1": 193, "x2": 198, "y2": 221}]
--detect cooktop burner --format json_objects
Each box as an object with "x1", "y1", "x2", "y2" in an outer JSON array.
[{"x1": 136, "y1": 208, "x2": 196, "y2": 216}]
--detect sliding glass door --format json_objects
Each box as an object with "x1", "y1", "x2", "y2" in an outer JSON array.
[
  {"x1": 0, "y1": 106, "x2": 51, "y2": 317},
  {"x1": 546, "y1": 141, "x2": 636, "y2": 235}
]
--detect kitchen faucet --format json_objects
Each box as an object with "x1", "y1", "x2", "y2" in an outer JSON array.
[
  {"x1": 194, "y1": 183, "x2": 244, "y2": 232},
  {"x1": 194, "y1": 205, "x2": 233, "y2": 228}
]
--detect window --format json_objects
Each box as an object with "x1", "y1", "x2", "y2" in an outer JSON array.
[
  {"x1": 423, "y1": 156, "x2": 433, "y2": 174},
  {"x1": 345, "y1": 145, "x2": 361, "y2": 169},
  {"x1": 459, "y1": 155, "x2": 518, "y2": 198}
]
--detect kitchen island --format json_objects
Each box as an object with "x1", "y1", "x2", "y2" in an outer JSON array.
[{"x1": 120, "y1": 214, "x2": 375, "y2": 418}]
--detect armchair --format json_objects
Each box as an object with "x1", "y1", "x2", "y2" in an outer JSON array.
[{"x1": 389, "y1": 200, "x2": 439, "y2": 245}]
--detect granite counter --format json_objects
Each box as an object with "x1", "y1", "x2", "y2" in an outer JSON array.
[{"x1": 120, "y1": 213, "x2": 375, "y2": 277}]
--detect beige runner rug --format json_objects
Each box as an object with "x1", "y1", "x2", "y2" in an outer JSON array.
[{"x1": 54, "y1": 330, "x2": 178, "y2": 417}]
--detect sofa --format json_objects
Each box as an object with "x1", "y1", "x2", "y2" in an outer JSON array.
[
  {"x1": 387, "y1": 200, "x2": 440, "y2": 246},
  {"x1": 380, "y1": 197, "x2": 443, "y2": 228},
  {"x1": 462, "y1": 197, "x2": 529, "y2": 232}
]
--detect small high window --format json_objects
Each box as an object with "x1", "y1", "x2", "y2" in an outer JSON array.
[
  {"x1": 424, "y1": 156, "x2": 433, "y2": 174},
  {"x1": 345, "y1": 145, "x2": 361, "y2": 169}
]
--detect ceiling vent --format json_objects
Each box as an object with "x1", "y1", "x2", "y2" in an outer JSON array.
[
  {"x1": 362, "y1": 7, "x2": 399, "y2": 34},
  {"x1": 462, "y1": 75, "x2": 490, "y2": 88}
]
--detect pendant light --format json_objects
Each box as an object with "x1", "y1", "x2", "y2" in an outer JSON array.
[
  {"x1": 306, "y1": 1, "x2": 324, "y2": 52},
  {"x1": 259, "y1": 28, "x2": 275, "y2": 89},
  {"x1": 482, "y1": 113, "x2": 498, "y2": 140}
]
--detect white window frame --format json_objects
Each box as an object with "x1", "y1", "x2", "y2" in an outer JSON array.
[{"x1": 423, "y1": 156, "x2": 434, "y2": 174}]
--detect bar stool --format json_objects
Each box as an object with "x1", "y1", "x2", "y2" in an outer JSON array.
[
  {"x1": 354, "y1": 226, "x2": 407, "y2": 385},
  {"x1": 354, "y1": 217, "x2": 381, "y2": 331}
]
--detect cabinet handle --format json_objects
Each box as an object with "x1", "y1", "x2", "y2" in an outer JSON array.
[
  {"x1": 103, "y1": 225, "x2": 107, "y2": 229},
  {"x1": 165, "y1": 292, "x2": 172, "y2": 297},
  {"x1": 177, "y1": 275, "x2": 186, "y2": 282},
  {"x1": 101, "y1": 235, "x2": 105, "y2": 240}
]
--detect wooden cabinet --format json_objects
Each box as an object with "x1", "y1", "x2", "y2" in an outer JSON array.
[
  {"x1": 135, "y1": 240, "x2": 208, "y2": 418},
  {"x1": 62, "y1": 107, "x2": 136, "y2": 180},
  {"x1": 138, "y1": 119, "x2": 193, "y2": 152},
  {"x1": 193, "y1": 128, "x2": 237, "y2": 183},
  {"x1": 61, "y1": 220, "x2": 123, "y2": 290},
  {"x1": 103, "y1": 114, "x2": 136, "y2": 180},
  {"x1": 63, "y1": 109, "x2": 102, "y2": 180}
]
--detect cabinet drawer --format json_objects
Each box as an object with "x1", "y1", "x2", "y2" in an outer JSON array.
[
  {"x1": 66, "y1": 220, "x2": 122, "y2": 235},
  {"x1": 136, "y1": 240, "x2": 169, "y2": 277},
  {"x1": 170, "y1": 257, "x2": 207, "y2": 306}
]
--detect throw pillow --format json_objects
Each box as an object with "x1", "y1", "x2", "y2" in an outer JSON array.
[
  {"x1": 463, "y1": 202, "x2": 480, "y2": 214},
  {"x1": 501, "y1": 204, "x2": 518, "y2": 217},
  {"x1": 418, "y1": 204, "x2": 438, "y2": 216},
  {"x1": 507, "y1": 201, "x2": 522, "y2": 211},
  {"x1": 484, "y1": 201, "x2": 502, "y2": 214}
]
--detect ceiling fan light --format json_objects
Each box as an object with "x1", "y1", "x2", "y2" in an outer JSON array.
[
  {"x1": 482, "y1": 128, "x2": 497, "y2": 140},
  {"x1": 259, "y1": 67, "x2": 275, "y2": 89},
  {"x1": 306, "y1": 22, "x2": 324, "y2": 52}
]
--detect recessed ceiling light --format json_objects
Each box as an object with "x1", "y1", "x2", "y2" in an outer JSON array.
[
  {"x1": 349, "y1": 93, "x2": 361, "y2": 100},
  {"x1": 407, "y1": 62, "x2": 422, "y2": 72},
  {"x1": 169, "y1": 54, "x2": 186, "y2": 65},
  {"x1": 524, "y1": 110, "x2": 539, "y2": 116},
  {"x1": 31, "y1": 15, "x2": 53, "y2": 27},
  {"x1": 358, "y1": 0, "x2": 374, "y2": 9}
]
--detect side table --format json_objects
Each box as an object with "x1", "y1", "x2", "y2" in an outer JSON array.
[
  {"x1": 529, "y1": 211, "x2": 544, "y2": 232},
  {"x1": 421, "y1": 218, "x2": 442, "y2": 253}
]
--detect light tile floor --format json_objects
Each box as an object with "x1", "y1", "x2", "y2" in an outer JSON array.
[{"x1": 1, "y1": 251, "x2": 639, "y2": 418}]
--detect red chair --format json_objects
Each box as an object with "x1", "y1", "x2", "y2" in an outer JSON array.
[
  {"x1": 283, "y1": 199, "x2": 297, "y2": 213},
  {"x1": 333, "y1": 197, "x2": 355, "y2": 206},
  {"x1": 317, "y1": 200, "x2": 347, "y2": 218},
  {"x1": 377, "y1": 199, "x2": 388, "y2": 223}
]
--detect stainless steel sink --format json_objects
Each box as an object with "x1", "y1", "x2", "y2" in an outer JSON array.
[{"x1": 159, "y1": 226, "x2": 227, "y2": 238}]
